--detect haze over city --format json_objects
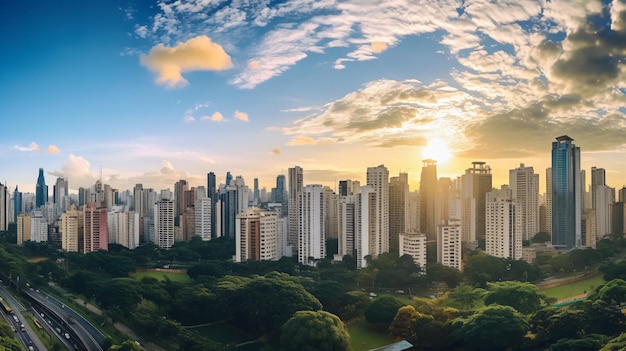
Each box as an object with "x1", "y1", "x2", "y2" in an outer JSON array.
[{"x1": 1, "y1": 0, "x2": 626, "y2": 193}]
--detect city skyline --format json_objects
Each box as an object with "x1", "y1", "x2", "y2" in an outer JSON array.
[{"x1": 2, "y1": 0, "x2": 626, "y2": 194}]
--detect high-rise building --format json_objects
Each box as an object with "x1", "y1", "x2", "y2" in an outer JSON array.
[
  {"x1": 225, "y1": 171, "x2": 233, "y2": 186},
  {"x1": 154, "y1": 199, "x2": 175, "y2": 249},
  {"x1": 357, "y1": 186, "x2": 376, "y2": 268},
  {"x1": 582, "y1": 209, "x2": 597, "y2": 248},
  {"x1": 17, "y1": 213, "x2": 31, "y2": 245},
  {"x1": 551, "y1": 135, "x2": 582, "y2": 249},
  {"x1": 35, "y1": 168, "x2": 48, "y2": 208},
  {"x1": 437, "y1": 219, "x2": 462, "y2": 271},
  {"x1": 174, "y1": 179, "x2": 188, "y2": 225},
  {"x1": 485, "y1": 186, "x2": 522, "y2": 260},
  {"x1": 0, "y1": 182, "x2": 7, "y2": 232},
  {"x1": 195, "y1": 198, "x2": 212, "y2": 241},
  {"x1": 323, "y1": 186, "x2": 338, "y2": 240},
  {"x1": 591, "y1": 167, "x2": 614, "y2": 241},
  {"x1": 30, "y1": 211, "x2": 48, "y2": 243},
  {"x1": 220, "y1": 186, "x2": 238, "y2": 238},
  {"x1": 366, "y1": 165, "x2": 389, "y2": 256},
  {"x1": 288, "y1": 166, "x2": 303, "y2": 249},
  {"x1": 298, "y1": 184, "x2": 325, "y2": 265},
  {"x1": 419, "y1": 160, "x2": 438, "y2": 241},
  {"x1": 389, "y1": 173, "x2": 409, "y2": 253},
  {"x1": 338, "y1": 189, "x2": 358, "y2": 259},
  {"x1": 546, "y1": 168, "x2": 552, "y2": 236},
  {"x1": 235, "y1": 208, "x2": 278, "y2": 262},
  {"x1": 461, "y1": 161, "x2": 492, "y2": 243},
  {"x1": 61, "y1": 205, "x2": 81, "y2": 252},
  {"x1": 13, "y1": 186, "x2": 22, "y2": 222},
  {"x1": 275, "y1": 175, "x2": 287, "y2": 216},
  {"x1": 253, "y1": 178, "x2": 259, "y2": 205},
  {"x1": 84, "y1": 204, "x2": 108, "y2": 253},
  {"x1": 207, "y1": 172, "x2": 217, "y2": 238},
  {"x1": 509, "y1": 164, "x2": 539, "y2": 241}
]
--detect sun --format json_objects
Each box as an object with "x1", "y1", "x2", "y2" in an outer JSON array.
[{"x1": 422, "y1": 138, "x2": 452, "y2": 163}]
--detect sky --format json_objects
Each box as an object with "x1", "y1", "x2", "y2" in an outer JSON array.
[{"x1": 1, "y1": 0, "x2": 626, "y2": 195}]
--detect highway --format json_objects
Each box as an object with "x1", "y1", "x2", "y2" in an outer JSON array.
[
  {"x1": 25, "y1": 288, "x2": 107, "y2": 351},
  {"x1": 0, "y1": 285, "x2": 47, "y2": 351}
]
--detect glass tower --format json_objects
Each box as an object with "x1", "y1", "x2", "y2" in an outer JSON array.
[
  {"x1": 35, "y1": 168, "x2": 48, "y2": 208},
  {"x1": 551, "y1": 135, "x2": 581, "y2": 249}
]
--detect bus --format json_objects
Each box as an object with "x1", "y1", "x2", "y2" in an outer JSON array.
[
  {"x1": 0, "y1": 297, "x2": 13, "y2": 314},
  {"x1": 33, "y1": 318, "x2": 43, "y2": 329}
]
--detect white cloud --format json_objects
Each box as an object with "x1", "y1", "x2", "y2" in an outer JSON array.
[
  {"x1": 201, "y1": 112, "x2": 224, "y2": 122},
  {"x1": 184, "y1": 116, "x2": 196, "y2": 123},
  {"x1": 14, "y1": 142, "x2": 60, "y2": 153},
  {"x1": 234, "y1": 110, "x2": 249, "y2": 122},
  {"x1": 140, "y1": 35, "x2": 233, "y2": 88}
]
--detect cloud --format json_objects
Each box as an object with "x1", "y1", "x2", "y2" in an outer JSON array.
[
  {"x1": 184, "y1": 116, "x2": 196, "y2": 123},
  {"x1": 14, "y1": 142, "x2": 60, "y2": 153},
  {"x1": 49, "y1": 154, "x2": 98, "y2": 189},
  {"x1": 271, "y1": 147, "x2": 281, "y2": 155},
  {"x1": 370, "y1": 41, "x2": 388, "y2": 53},
  {"x1": 234, "y1": 110, "x2": 249, "y2": 122},
  {"x1": 288, "y1": 136, "x2": 318, "y2": 145},
  {"x1": 201, "y1": 112, "x2": 224, "y2": 122},
  {"x1": 140, "y1": 35, "x2": 233, "y2": 88}
]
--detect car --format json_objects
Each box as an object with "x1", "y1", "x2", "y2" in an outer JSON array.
[
  {"x1": 55, "y1": 327, "x2": 61, "y2": 333},
  {"x1": 28, "y1": 347, "x2": 34, "y2": 351},
  {"x1": 64, "y1": 333, "x2": 70, "y2": 339}
]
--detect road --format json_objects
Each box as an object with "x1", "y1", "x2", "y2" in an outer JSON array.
[
  {"x1": 0, "y1": 285, "x2": 47, "y2": 351},
  {"x1": 25, "y1": 288, "x2": 107, "y2": 351}
]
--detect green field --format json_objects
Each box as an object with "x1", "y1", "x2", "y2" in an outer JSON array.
[
  {"x1": 132, "y1": 271, "x2": 192, "y2": 284},
  {"x1": 540, "y1": 274, "x2": 606, "y2": 301},
  {"x1": 347, "y1": 319, "x2": 391, "y2": 351}
]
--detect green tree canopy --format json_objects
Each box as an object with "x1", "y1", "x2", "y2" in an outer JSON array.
[
  {"x1": 449, "y1": 284, "x2": 485, "y2": 311},
  {"x1": 365, "y1": 296, "x2": 405, "y2": 325},
  {"x1": 484, "y1": 281, "x2": 550, "y2": 314},
  {"x1": 588, "y1": 279, "x2": 626, "y2": 306},
  {"x1": 450, "y1": 305, "x2": 528, "y2": 351},
  {"x1": 108, "y1": 340, "x2": 142, "y2": 351},
  {"x1": 234, "y1": 272, "x2": 322, "y2": 333},
  {"x1": 601, "y1": 332, "x2": 626, "y2": 351},
  {"x1": 281, "y1": 311, "x2": 350, "y2": 351},
  {"x1": 463, "y1": 251, "x2": 508, "y2": 287},
  {"x1": 389, "y1": 305, "x2": 420, "y2": 341}
]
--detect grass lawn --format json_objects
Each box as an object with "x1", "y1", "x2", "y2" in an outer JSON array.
[
  {"x1": 131, "y1": 271, "x2": 192, "y2": 284},
  {"x1": 189, "y1": 322, "x2": 257, "y2": 344},
  {"x1": 540, "y1": 274, "x2": 606, "y2": 301},
  {"x1": 348, "y1": 319, "x2": 391, "y2": 351}
]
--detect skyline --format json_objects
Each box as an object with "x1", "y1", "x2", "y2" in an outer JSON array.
[{"x1": 1, "y1": 0, "x2": 626, "y2": 194}]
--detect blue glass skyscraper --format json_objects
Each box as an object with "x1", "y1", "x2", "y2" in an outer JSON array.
[
  {"x1": 13, "y1": 186, "x2": 22, "y2": 219},
  {"x1": 35, "y1": 168, "x2": 48, "y2": 208},
  {"x1": 551, "y1": 135, "x2": 581, "y2": 249}
]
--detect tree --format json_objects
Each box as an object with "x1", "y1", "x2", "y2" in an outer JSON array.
[
  {"x1": 281, "y1": 311, "x2": 350, "y2": 351},
  {"x1": 426, "y1": 262, "x2": 462, "y2": 288},
  {"x1": 450, "y1": 305, "x2": 528, "y2": 351},
  {"x1": 484, "y1": 281, "x2": 550, "y2": 314},
  {"x1": 532, "y1": 232, "x2": 551, "y2": 243},
  {"x1": 364, "y1": 296, "x2": 405, "y2": 325},
  {"x1": 463, "y1": 251, "x2": 508, "y2": 287},
  {"x1": 234, "y1": 272, "x2": 322, "y2": 334},
  {"x1": 601, "y1": 332, "x2": 626, "y2": 351},
  {"x1": 97, "y1": 278, "x2": 142, "y2": 312},
  {"x1": 546, "y1": 334, "x2": 610, "y2": 351},
  {"x1": 389, "y1": 305, "x2": 419, "y2": 341},
  {"x1": 588, "y1": 279, "x2": 626, "y2": 306},
  {"x1": 108, "y1": 340, "x2": 142, "y2": 351},
  {"x1": 448, "y1": 284, "x2": 485, "y2": 311}
]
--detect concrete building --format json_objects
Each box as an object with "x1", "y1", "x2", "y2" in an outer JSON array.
[
  {"x1": 154, "y1": 199, "x2": 175, "y2": 249},
  {"x1": 485, "y1": 187, "x2": 522, "y2": 260},
  {"x1": 591, "y1": 167, "x2": 614, "y2": 242},
  {"x1": 30, "y1": 211, "x2": 48, "y2": 243},
  {"x1": 235, "y1": 208, "x2": 279, "y2": 262},
  {"x1": 0, "y1": 182, "x2": 7, "y2": 232},
  {"x1": 551, "y1": 136, "x2": 582, "y2": 249},
  {"x1": 437, "y1": 219, "x2": 462, "y2": 271},
  {"x1": 509, "y1": 164, "x2": 539, "y2": 241},
  {"x1": 298, "y1": 184, "x2": 325, "y2": 265},
  {"x1": 16, "y1": 213, "x2": 31, "y2": 245},
  {"x1": 389, "y1": 173, "x2": 409, "y2": 253},
  {"x1": 288, "y1": 166, "x2": 303, "y2": 249},
  {"x1": 461, "y1": 162, "x2": 492, "y2": 243},
  {"x1": 323, "y1": 186, "x2": 338, "y2": 240},
  {"x1": 419, "y1": 160, "x2": 438, "y2": 241},
  {"x1": 195, "y1": 197, "x2": 212, "y2": 241},
  {"x1": 84, "y1": 204, "x2": 108, "y2": 253},
  {"x1": 61, "y1": 205, "x2": 81, "y2": 252},
  {"x1": 366, "y1": 165, "x2": 389, "y2": 256},
  {"x1": 399, "y1": 232, "x2": 427, "y2": 271}
]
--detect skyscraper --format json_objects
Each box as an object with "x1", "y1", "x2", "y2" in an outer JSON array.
[
  {"x1": 366, "y1": 164, "x2": 389, "y2": 256},
  {"x1": 174, "y1": 179, "x2": 188, "y2": 225},
  {"x1": 591, "y1": 167, "x2": 614, "y2": 241},
  {"x1": 288, "y1": 166, "x2": 303, "y2": 249},
  {"x1": 298, "y1": 184, "x2": 325, "y2": 265},
  {"x1": 275, "y1": 174, "x2": 287, "y2": 216},
  {"x1": 35, "y1": 168, "x2": 48, "y2": 208},
  {"x1": 419, "y1": 160, "x2": 438, "y2": 241},
  {"x1": 13, "y1": 186, "x2": 22, "y2": 221},
  {"x1": 437, "y1": 219, "x2": 462, "y2": 271},
  {"x1": 461, "y1": 161, "x2": 492, "y2": 243},
  {"x1": 253, "y1": 178, "x2": 259, "y2": 205},
  {"x1": 485, "y1": 186, "x2": 522, "y2": 260},
  {"x1": 207, "y1": 172, "x2": 217, "y2": 238},
  {"x1": 0, "y1": 183, "x2": 8, "y2": 232},
  {"x1": 154, "y1": 199, "x2": 175, "y2": 249},
  {"x1": 84, "y1": 204, "x2": 108, "y2": 253},
  {"x1": 389, "y1": 173, "x2": 409, "y2": 253},
  {"x1": 509, "y1": 164, "x2": 539, "y2": 241},
  {"x1": 551, "y1": 135, "x2": 582, "y2": 249},
  {"x1": 235, "y1": 208, "x2": 278, "y2": 262}
]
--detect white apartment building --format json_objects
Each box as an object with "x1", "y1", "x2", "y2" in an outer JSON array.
[
  {"x1": 298, "y1": 184, "x2": 325, "y2": 265},
  {"x1": 195, "y1": 198, "x2": 212, "y2": 241},
  {"x1": 366, "y1": 165, "x2": 389, "y2": 256},
  {"x1": 510, "y1": 164, "x2": 539, "y2": 241},
  {"x1": 437, "y1": 219, "x2": 462, "y2": 271},
  {"x1": 399, "y1": 232, "x2": 427, "y2": 271},
  {"x1": 30, "y1": 211, "x2": 48, "y2": 243},
  {"x1": 486, "y1": 187, "x2": 522, "y2": 260},
  {"x1": 61, "y1": 205, "x2": 81, "y2": 252},
  {"x1": 154, "y1": 199, "x2": 175, "y2": 249}
]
